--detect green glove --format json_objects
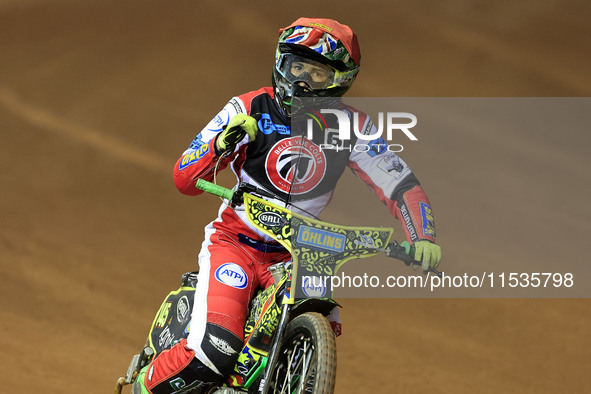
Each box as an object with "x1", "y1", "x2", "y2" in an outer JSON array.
[
  {"x1": 215, "y1": 113, "x2": 259, "y2": 154},
  {"x1": 406, "y1": 240, "x2": 442, "y2": 272}
]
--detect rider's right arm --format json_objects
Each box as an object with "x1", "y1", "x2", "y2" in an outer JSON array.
[{"x1": 173, "y1": 98, "x2": 246, "y2": 195}]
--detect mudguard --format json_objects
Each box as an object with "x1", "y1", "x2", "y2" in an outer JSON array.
[{"x1": 291, "y1": 297, "x2": 340, "y2": 320}]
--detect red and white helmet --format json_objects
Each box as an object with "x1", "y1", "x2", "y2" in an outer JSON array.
[{"x1": 272, "y1": 18, "x2": 361, "y2": 116}]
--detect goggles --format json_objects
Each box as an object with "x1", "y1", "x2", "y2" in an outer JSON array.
[{"x1": 276, "y1": 53, "x2": 339, "y2": 90}]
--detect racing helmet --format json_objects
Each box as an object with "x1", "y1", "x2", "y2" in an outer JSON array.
[{"x1": 272, "y1": 18, "x2": 361, "y2": 117}]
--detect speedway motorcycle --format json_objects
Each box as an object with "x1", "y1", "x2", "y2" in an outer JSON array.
[{"x1": 115, "y1": 179, "x2": 441, "y2": 394}]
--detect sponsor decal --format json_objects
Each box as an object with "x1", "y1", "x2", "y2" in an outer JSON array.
[
  {"x1": 207, "y1": 108, "x2": 230, "y2": 132},
  {"x1": 297, "y1": 225, "x2": 345, "y2": 253},
  {"x1": 377, "y1": 155, "x2": 410, "y2": 180},
  {"x1": 258, "y1": 212, "x2": 286, "y2": 228},
  {"x1": 357, "y1": 234, "x2": 376, "y2": 247},
  {"x1": 188, "y1": 134, "x2": 205, "y2": 149},
  {"x1": 229, "y1": 98, "x2": 242, "y2": 116},
  {"x1": 170, "y1": 378, "x2": 186, "y2": 391},
  {"x1": 215, "y1": 263, "x2": 248, "y2": 289},
  {"x1": 419, "y1": 202, "x2": 436, "y2": 237},
  {"x1": 308, "y1": 22, "x2": 333, "y2": 32},
  {"x1": 400, "y1": 204, "x2": 418, "y2": 242},
  {"x1": 158, "y1": 326, "x2": 175, "y2": 348},
  {"x1": 257, "y1": 303, "x2": 281, "y2": 337},
  {"x1": 367, "y1": 137, "x2": 389, "y2": 157},
  {"x1": 170, "y1": 377, "x2": 204, "y2": 392},
  {"x1": 155, "y1": 302, "x2": 172, "y2": 329},
  {"x1": 301, "y1": 276, "x2": 327, "y2": 297},
  {"x1": 176, "y1": 295, "x2": 190, "y2": 323},
  {"x1": 258, "y1": 113, "x2": 290, "y2": 135},
  {"x1": 209, "y1": 335, "x2": 238, "y2": 356},
  {"x1": 265, "y1": 137, "x2": 326, "y2": 195},
  {"x1": 179, "y1": 144, "x2": 210, "y2": 170},
  {"x1": 237, "y1": 364, "x2": 249, "y2": 375}
]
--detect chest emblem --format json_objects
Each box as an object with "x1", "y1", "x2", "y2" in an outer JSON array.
[{"x1": 265, "y1": 137, "x2": 326, "y2": 195}]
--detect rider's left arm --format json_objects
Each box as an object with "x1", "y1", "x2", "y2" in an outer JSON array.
[{"x1": 346, "y1": 117, "x2": 441, "y2": 270}]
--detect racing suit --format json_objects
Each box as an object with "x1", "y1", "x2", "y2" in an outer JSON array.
[{"x1": 141, "y1": 87, "x2": 437, "y2": 392}]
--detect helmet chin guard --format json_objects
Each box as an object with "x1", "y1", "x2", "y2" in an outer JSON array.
[{"x1": 273, "y1": 69, "x2": 344, "y2": 118}]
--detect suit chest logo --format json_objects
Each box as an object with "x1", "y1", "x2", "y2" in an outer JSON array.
[{"x1": 265, "y1": 137, "x2": 326, "y2": 195}]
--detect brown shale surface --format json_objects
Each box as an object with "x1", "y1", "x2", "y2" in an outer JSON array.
[{"x1": 1, "y1": 1, "x2": 589, "y2": 393}]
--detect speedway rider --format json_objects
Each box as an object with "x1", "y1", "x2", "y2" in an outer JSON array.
[{"x1": 133, "y1": 17, "x2": 442, "y2": 394}]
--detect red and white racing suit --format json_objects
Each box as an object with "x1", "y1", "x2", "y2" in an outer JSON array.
[{"x1": 141, "y1": 87, "x2": 437, "y2": 393}]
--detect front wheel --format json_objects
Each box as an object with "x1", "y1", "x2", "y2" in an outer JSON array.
[{"x1": 267, "y1": 312, "x2": 336, "y2": 394}]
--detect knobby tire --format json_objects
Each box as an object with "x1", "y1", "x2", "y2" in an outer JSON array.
[{"x1": 267, "y1": 312, "x2": 336, "y2": 394}]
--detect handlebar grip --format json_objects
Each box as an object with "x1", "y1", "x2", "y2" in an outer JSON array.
[
  {"x1": 387, "y1": 242, "x2": 443, "y2": 278},
  {"x1": 195, "y1": 179, "x2": 234, "y2": 201}
]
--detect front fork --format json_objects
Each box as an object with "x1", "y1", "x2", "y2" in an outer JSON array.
[{"x1": 257, "y1": 303, "x2": 291, "y2": 394}]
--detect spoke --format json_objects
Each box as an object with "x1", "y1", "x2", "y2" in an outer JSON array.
[
  {"x1": 273, "y1": 360, "x2": 283, "y2": 393},
  {"x1": 282, "y1": 345, "x2": 297, "y2": 393},
  {"x1": 295, "y1": 339, "x2": 308, "y2": 394},
  {"x1": 274, "y1": 332, "x2": 318, "y2": 394},
  {"x1": 298, "y1": 341, "x2": 314, "y2": 394}
]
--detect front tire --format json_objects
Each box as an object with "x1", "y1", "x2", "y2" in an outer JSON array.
[{"x1": 268, "y1": 312, "x2": 336, "y2": 394}]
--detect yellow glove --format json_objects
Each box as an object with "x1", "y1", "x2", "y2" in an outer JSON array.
[
  {"x1": 215, "y1": 113, "x2": 259, "y2": 153},
  {"x1": 402, "y1": 240, "x2": 442, "y2": 272}
]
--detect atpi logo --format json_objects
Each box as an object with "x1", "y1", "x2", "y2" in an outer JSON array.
[
  {"x1": 215, "y1": 263, "x2": 248, "y2": 289},
  {"x1": 265, "y1": 137, "x2": 326, "y2": 195}
]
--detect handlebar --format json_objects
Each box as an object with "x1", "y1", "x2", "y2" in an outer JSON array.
[
  {"x1": 196, "y1": 179, "x2": 235, "y2": 201},
  {"x1": 195, "y1": 179, "x2": 442, "y2": 277},
  {"x1": 195, "y1": 179, "x2": 277, "y2": 207}
]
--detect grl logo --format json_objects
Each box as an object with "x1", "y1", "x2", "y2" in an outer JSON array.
[{"x1": 265, "y1": 137, "x2": 326, "y2": 195}]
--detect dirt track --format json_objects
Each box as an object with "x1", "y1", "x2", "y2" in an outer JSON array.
[{"x1": 1, "y1": 1, "x2": 590, "y2": 393}]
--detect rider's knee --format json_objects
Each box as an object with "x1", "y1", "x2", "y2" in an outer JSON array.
[{"x1": 189, "y1": 321, "x2": 243, "y2": 377}]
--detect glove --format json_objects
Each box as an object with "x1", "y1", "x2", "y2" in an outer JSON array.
[
  {"x1": 402, "y1": 240, "x2": 442, "y2": 272},
  {"x1": 215, "y1": 113, "x2": 259, "y2": 154}
]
